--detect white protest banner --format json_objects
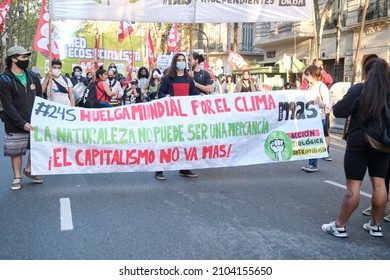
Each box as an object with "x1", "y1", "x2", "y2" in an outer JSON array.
[
  {"x1": 50, "y1": 0, "x2": 314, "y2": 23},
  {"x1": 31, "y1": 91, "x2": 327, "y2": 175}
]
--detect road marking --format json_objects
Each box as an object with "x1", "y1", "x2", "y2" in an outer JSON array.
[
  {"x1": 324, "y1": 180, "x2": 372, "y2": 198},
  {"x1": 60, "y1": 198, "x2": 74, "y2": 231}
]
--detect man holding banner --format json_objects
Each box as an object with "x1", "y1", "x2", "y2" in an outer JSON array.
[{"x1": 0, "y1": 46, "x2": 44, "y2": 191}]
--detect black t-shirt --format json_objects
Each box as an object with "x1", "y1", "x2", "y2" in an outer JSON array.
[{"x1": 193, "y1": 70, "x2": 211, "y2": 95}]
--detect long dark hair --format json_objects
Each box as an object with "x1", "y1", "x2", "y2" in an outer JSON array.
[
  {"x1": 166, "y1": 53, "x2": 191, "y2": 80},
  {"x1": 95, "y1": 66, "x2": 106, "y2": 81},
  {"x1": 359, "y1": 58, "x2": 390, "y2": 122}
]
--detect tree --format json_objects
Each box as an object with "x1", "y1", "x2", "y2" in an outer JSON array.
[
  {"x1": 313, "y1": 0, "x2": 336, "y2": 61},
  {"x1": 0, "y1": 0, "x2": 41, "y2": 71}
]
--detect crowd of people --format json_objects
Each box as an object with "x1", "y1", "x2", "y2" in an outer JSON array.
[{"x1": 0, "y1": 45, "x2": 389, "y2": 237}]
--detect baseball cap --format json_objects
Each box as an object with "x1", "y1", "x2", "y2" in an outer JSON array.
[
  {"x1": 7, "y1": 46, "x2": 32, "y2": 57},
  {"x1": 130, "y1": 79, "x2": 138, "y2": 85}
]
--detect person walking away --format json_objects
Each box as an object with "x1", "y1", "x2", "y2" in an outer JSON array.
[
  {"x1": 233, "y1": 70, "x2": 256, "y2": 93},
  {"x1": 301, "y1": 65, "x2": 331, "y2": 172},
  {"x1": 0, "y1": 46, "x2": 44, "y2": 190},
  {"x1": 188, "y1": 52, "x2": 212, "y2": 95},
  {"x1": 41, "y1": 60, "x2": 75, "y2": 106},
  {"x1": 321, "y1": 58, "x2": 390, "y2": 238},
  {"x1": 155, "y1": 53, "x2": 198, "y2": 180}
]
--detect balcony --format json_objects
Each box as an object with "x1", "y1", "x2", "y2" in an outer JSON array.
[
  {"x1": 358, "y1": 0, "x2": 388, "y2": 22},
  {"x1": 324, "y1": 12, "x2": 347, "y2": 30}
]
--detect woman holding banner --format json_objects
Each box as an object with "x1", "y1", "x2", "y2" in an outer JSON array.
[{"x1": 155, "y1": 53, "x2": 198, "y2": 180}]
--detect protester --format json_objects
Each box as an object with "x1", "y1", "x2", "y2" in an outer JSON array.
[
  {"x1": 106, "y1": 68, "x2": 124, "y2": 104},
  {"x1": 86, "y1": 71, "x2": 94, "y2": 85},
  {"x1": 300, "y1": 65, "x2": 331, "y2": 173},
  {"x1": 142, "y1": 68, "x2": 162, "y2": 101},
  {"x1": 233, "y1": 70, "x2": 256, "y2": 92},
  {"x1": 94, "y1": 66, "x2": 119, "y2": 108},
  {"x1": 137, "y1": 66, "x2": 150, "y2": 101},
  {"x1": 300, "y1": 59, "x2": 333, "y2": 90},
  {"x1": 0, "y1": 46, "x2": 44, "y2": 190},
  {"x1": 322, "y1": 58, "x2": 390, "y2": 238},
  {"x1": 123, "y1": 79, "x2": 142, "y2": 105},
  {"x1": 155, "y1": 53, "x2": 198, "y2": 180},
  {"x1": 223, "y1": 75, "x2": 235, "y2": 93},
  {"x1": 188, "y1": 52, "x2": 212, "y2": 95},
  {"x1": 41, "y1": 60, "x2": 75, "y2": 106},
  {"x1": 70, "y1": 65, "x2": 88, "y2": 87}
]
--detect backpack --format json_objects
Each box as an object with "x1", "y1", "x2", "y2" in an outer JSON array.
[
  {"x1": 0, "y1": 74, "x2": 12, "y2": 122},
  {"x1": 78, "y1": 82, "x2": 105, "y2": 108},
  {"x1": 363, "y1": 115, "x2": 390, "y2": 153}
]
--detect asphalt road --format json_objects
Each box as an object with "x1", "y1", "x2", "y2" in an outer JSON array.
[{"x1": 0, "y1": 125, "x2": 389, "y2": 260}]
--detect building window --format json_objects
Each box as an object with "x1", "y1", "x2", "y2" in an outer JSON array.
[
  {"x1": 358, "y1": 0, "x2": 388, "y2": 22},
  {"x1": 242, "y1": 23, "x2": 254, "y2": 52}
]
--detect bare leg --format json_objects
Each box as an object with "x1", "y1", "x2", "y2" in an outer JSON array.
[
  {"x1": 24, "y1": 153, "x2": 32, "y2": 173},
  {"x1": 11, "y1": 155, "x2": 23, "y2": 178},
  {"x1": 336, "y1": 179, "x2": 362, "y2": 227},
  {"x1": 370, "y1": 176, "x2": 387, "y2": 225}
]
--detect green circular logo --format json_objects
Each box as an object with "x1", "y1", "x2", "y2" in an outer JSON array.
[{"x1": 264, "y1": 131, "x2": 293, "y2": 161}]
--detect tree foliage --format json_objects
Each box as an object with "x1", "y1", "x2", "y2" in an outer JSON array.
[{"x1": 0, "y1": 0, "x2": 42, "y2": 70}]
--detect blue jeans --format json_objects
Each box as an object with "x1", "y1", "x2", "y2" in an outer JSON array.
[{"x1": 308, "y1": 119, "x2": 326, "y2": 168}]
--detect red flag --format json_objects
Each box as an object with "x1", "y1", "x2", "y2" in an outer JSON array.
[
  {"x1": 0, "y1": 0, "x2": 12, "y2": 32},
  {"x1": 147, "y1": 30, "x2": 156, "y2": 68},
  {"x1": 118, "y1": 21, "x2": 134, "y2": 43},
  {"x1": 92, "y1": 30, "x2": 100, "y2": 70},
  {"x1": 167, "y1": 23, "x2": 181, "y2": 53},
  {"x1": 126, "y1": 51, "x2": 134, "y2": 83},
  {"x1": 33, "y1": 0, "x2": 60, "y2": 60}
]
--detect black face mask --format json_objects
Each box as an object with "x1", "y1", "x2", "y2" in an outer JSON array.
[
  {"x1": 15, "y1": 59, "x2": 29, "y2": 70},
  {"x1": 108, "y1": 77, "x2": 114, "y2": 81}
]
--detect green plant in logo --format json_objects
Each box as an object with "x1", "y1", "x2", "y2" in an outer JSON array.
[{"x1": 264, "y1": 131, "x2": 293, "y2": 161}]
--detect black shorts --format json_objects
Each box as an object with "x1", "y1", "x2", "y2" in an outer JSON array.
[
  {"x1": 322, "y1": 118, "x2": 329, "y2": 137},
  {"x1": 344, "y1": 150, "x2": 390, "y2": 180}
]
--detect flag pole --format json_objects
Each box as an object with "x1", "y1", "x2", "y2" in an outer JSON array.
[{"x1": 48, "y1": 0, "x2": 53, "y2": 100}]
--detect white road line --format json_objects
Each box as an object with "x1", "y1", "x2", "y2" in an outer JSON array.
[
  {"x1": 324, "y1": 180, "x2": 372, "y2": 198},
  {"x1": 60, "y1": 198, "x2": 74, "y2": 231}
]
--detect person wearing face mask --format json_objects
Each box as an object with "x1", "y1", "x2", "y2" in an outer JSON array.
[
  {"x1": 155, "y1": 53, "x2": 198, "y2": 181},
  {"x1": 142, "y1": 68, "x2": 162, "y2": 101},
  {"x1": 86, "y1": 71, "x2": 94, "y2": 85},
  {"x1": 137, "y1": 66, "x2": 150, "y2": 101},
  {"x1": 105, "y1": 69, "x2": 123, "y2": 104},
  {"x1": 233, "y1": 70, "x2": 257, "y2": 93},
  {"x1": 70, "y1": 65, "x2": 88, "y2": 87},
  {"x1": 41, "y1": 60, "x2": 75, "y2": 106},
  {"x1": 0, "y1": 46, "x2": 44, "y2": 191}
]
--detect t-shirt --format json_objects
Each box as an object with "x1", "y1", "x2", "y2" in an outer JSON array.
[
  {"x1": 158, "y1": 75, "x2": 197, "y2": 98},
  {"x1": 42, "y1": 76, "x2": 72, "y2": 105},
  {"x1": 193, "y1": 69, "x2": 211, "y2": 95}
]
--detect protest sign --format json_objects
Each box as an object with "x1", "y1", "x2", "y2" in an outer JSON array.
[{"x1": 31, "y1": 91, "x2": 327, "y2": 175}]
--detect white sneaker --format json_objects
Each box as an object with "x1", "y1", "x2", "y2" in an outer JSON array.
[
  {"x1": 321, "y1": 221, "x2": 348, "y2": 238},
  {"x1": 363, "y1": 222, "x2": 383, "y2": 237}
]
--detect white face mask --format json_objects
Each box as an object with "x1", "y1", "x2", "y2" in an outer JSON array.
[
  {"x1": 74, "y1": 72, "x2": 81, "y2": 77},
  {"x1": 52, "y1": 69, "x2": 62, "y2": 77},
  {"x1": 153, "y1": 72, "x2": 162, "y2": 79}
]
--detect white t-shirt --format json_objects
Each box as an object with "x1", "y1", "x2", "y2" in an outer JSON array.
[{"x1": 41, "y1": 76, "x2": 73, "y2": 106}]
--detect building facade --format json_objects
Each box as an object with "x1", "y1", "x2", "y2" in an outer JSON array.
[{"x1": 254, "y1": 0, "x2": 389, "y2": 83}]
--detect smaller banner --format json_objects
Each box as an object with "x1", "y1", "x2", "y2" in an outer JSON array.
[
  {"x1": 31, "y1": 91, "x2": 328, "y2": 175},
  {"x1": 167, "y1": 23, "x2": 181, "y2": 53},
  {"x1": 33, "y1": 0, "x2": 60, "y2": 60},
  {"x1": 147, "y1": 30, "x2": 156, "y2": 68},
  {"x1": 118, "y1": 21, "x2": 134, "y2": 44}
]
